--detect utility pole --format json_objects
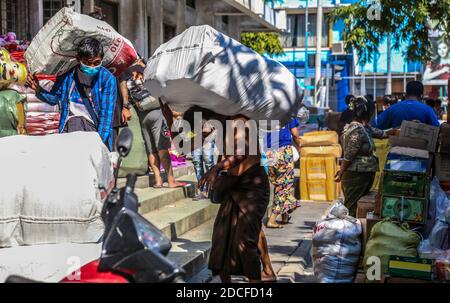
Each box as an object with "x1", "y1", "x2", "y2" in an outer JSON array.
[
  {"x1": 304, "y1": 0, "x2": 310, "y2": 97},
  {"x1": 385, "y1": 33, "x2": 392, "y2": 95},
  {"x1": 315, "y1": 0, "x2": 323, "y2": 106}
]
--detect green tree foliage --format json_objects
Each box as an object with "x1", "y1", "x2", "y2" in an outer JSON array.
[
  {"x1": 330, "y1": 0, "x2": 450, "y2": 65},
  {"x1": 241, "y1": 32, "x2": 285, "y2": 56}
]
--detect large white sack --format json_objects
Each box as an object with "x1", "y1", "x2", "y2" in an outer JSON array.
[
  {"x1": 144, "y1": 25, "x2": 304, "y2": 126},
  {"x1": 25, "y1": 7, "x2": 137, "y2": 77},
  {"x1": 0, "y1": 132, "x2": 113, "y2": 248},
  {"x1": 0, "y1": 243, "x2": 102, "y2": 283},
  {"x1": 312, "y1": 203, "x2": 362, "y2": 283}
]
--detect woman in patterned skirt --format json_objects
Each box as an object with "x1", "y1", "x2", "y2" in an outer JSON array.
[{"x1": 265, "y1": 118, "x2": 302, "y2": 229}]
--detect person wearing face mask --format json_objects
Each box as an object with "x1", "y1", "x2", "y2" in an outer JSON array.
[{"x1": 26, "y1": 37, "x2": 117, "y2": 150}]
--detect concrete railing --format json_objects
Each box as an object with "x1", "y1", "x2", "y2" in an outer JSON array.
[{"x1": 227, "y1": 0, "x2": 287, "y2": 30}]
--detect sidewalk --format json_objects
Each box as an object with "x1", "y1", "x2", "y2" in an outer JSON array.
[
  {"x1": 205, "y1": 200, "x2": 331, "y2": 283},
  {"x1": 265, "y1": 201, "x2": 331, "y2": 283}
]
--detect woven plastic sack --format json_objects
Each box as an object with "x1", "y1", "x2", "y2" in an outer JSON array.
[
  {"x1": 25, "y1": 7, "x2": 137, "y2": 77},
  {"x1": 363, "y1": 219, "x2": 421, "y2": 278},
  {"x1": 144, "y1": 25, "x2": 304, "y2": 127},
  {"x1": 0, "y1": 132, "x2": 113, "y2": 247},
  {"x1": 312, "y1": 202, "x2": 362, "y2": 283}
]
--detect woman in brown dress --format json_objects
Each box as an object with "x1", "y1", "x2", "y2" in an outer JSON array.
[{"x1": 161, "y1": 102, "x2": 276, "y2": 283}]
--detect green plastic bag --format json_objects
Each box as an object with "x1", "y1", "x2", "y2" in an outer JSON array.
[
  {"x1": 118, "y1": 106, "x2": 149, "y2": 178},
  {"x1": 0, "y1": 89, "x2": 25, "y2": 138},
  {"x1": 363, "y1": 218, "x2": 421, "y2": 281}
]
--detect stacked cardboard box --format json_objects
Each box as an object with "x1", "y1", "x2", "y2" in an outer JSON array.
[
  {"x1": 299, "y1": 131, "x2": 342, "y2": 201},
  {"x1": 378, "y1": 121, "x2": 439, "y2": 225}
]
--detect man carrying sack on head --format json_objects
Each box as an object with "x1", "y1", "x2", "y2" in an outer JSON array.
[{"x1": 26, "y1": 37, "x2": 117, "y2": 150}]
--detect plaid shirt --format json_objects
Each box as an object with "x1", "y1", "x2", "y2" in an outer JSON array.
[{"x1": 37, "y1": 67, "x2": 117, "y2": 150}]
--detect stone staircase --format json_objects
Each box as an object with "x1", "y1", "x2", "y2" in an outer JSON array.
[{"x1": 119, "y1": 164, "x2": 218, "y2": 282}]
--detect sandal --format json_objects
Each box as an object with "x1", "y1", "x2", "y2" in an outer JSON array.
[{"x1": 266, "y1": 222, "x2": 284, "y2": 229}]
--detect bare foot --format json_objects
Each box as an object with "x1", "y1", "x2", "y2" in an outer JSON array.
[
  {"x1": 168, "y1": 181, "x2": 187, "y2": 188},
  {"x1": 153, "y1": 175, "x2": 164, "y2": 188},
  {"x1": 261, "y1": 271, "x2": 277, "y2": 283}
]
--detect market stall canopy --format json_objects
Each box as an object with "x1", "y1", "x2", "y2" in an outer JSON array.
[{"x1": 144, "y1": 25, "x2": 304, "y2": 127}]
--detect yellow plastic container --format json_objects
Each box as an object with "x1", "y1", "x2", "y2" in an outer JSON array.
[
  {"x1": 300, "y1": 144, "x2": 342, "y2": 158},
  {"x1": 300, "y1": 130, "x2": 339, "y2": 147},
  {"x1": 371, "y1": 138, "x2": 390, "y2": 191},
  {"x1": 300, "y1": 156, "x2": 341, "y2": 201}
]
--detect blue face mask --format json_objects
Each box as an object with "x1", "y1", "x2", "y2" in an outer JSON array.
[{"x1": 80, "y1": 62, "x2": 102, "y2": 77}]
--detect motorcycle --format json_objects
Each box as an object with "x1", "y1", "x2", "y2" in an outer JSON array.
[{"x1": 6, "y1": 128, "x2": 185, "y2": 283}]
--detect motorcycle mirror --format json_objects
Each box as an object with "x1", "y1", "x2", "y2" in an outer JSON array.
[{"x1": 116, "y1": 128, "x2": 133, "y2": 158}]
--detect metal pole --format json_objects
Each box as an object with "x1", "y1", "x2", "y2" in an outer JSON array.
[
  {"x1": 315, "y1": 0, "x2": 323, "y2": 106},
  {"x1": 326, "y1": 62, "x2": 330, "y2": 108},
  {"x1": 373, "y1": 72, "x2": 376, "y2": 100},
  {"x1": 385, "y1": 33, "x2": 392, "y2": 95},
  {"x1": 304, "y1": 0, "x2": 309, "y2": 96}
]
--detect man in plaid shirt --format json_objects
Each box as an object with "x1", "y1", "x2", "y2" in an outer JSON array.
[{"x1": 26, "y1": 38, "x2": 117, "y2": 150}]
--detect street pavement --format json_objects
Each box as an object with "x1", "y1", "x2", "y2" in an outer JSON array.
[
  {"x1": 264, "y1": 201, "x2": 332, "y2": 283},
  {"x1": 207, "y1": 200, "x2": 332, "y2": 283}
]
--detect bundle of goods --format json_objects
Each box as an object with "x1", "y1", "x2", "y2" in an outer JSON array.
[
  {"x1": 0, "y1": 132, "x2": 114, "y2": 248},
  {"x1": 0, "y1": 32, "x2": 30, "y2": 63},
  {"x1": 312, "y1": 202, "x2": 362, "y2": 283},
  {"x1": 144, "y1": 25, "x2": 304, "y2": 127},
  {"x1": 0, "y1": 89, "x2": 26, "y2": 138},
  {"x1": 418, "y1": 177, "x2": 450, "y2": 253},
  {"x1": 25, "y1": 7, "x2": 138, "y2": 77},
  {"x1": 380, "y1": 153, "x2": 431, "y2": 225},
  {"x1": 0, "y1": 48, "x2": 27, "y2": 90},
  {"x1": 19, "y1": 80, "x2": 61, "y2": 136},
  {"x1": 363, "y1": 219, "x2": 422, "y2": 282},
  {"x1": 299, "y1": 131, "x2": 341, "y2": 201},
  {"x1": 376, "y1": 121, "x2": 440, "y2": 225}
]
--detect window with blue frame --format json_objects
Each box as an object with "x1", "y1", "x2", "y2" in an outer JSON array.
[{"x1": 281, "y1": 13, "x2": 330, "y2": 48}]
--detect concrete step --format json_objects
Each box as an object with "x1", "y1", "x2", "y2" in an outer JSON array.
[
  {"x1": 136, "y1": 174, "x2": 199, "y2": 214},
  {"x1": 142, "y1": 199, "x2": 219, "y2": 241},
  {"x1": 167, "y1": 219, "x2": 214, "y2": 282},
  {"x1": 117, "y1": 163, "x2": 196, "y2": 189}
]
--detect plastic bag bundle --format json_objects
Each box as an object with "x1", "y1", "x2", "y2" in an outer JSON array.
[
  {"x1": 312, "y1": 202, "x2": 362, "y2": 283},
  {"x1": 0, "y1": 132, "x2": 113, "y2": 247},
  {"x1": 26, "y1": 112, "x2": 60, "y2": 136},
  {"x1": 144, "y1": 25, "x2": 304, "y2": 126},
  {"x1": 25, "y1": 7, "x2": 137, "y2": 77}
]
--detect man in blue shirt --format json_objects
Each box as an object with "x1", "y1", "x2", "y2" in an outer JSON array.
[
  {"x1": 373, "y1": 81, "x2": 440, "y2": 129},
  {"x1": 26, "y1": 38, "x2": 117, "y2": 150}
]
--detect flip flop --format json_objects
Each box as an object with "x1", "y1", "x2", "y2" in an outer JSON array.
[{"x1": 153, "y1": 184, "x2": 164, "y2": 189}]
